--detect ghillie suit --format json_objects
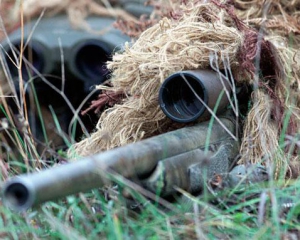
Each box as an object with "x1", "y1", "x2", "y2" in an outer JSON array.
[
  {"x1": 70, "y1": 0, "x2": 300, "y2": 180},
  {"x1": 233, "y1": 0, "x2": 300, "y2": 178}
]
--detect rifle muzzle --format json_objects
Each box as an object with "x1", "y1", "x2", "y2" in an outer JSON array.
[
  {"x1": 159, "y1": 70, "x2": 231, "y2": 123},
  {"x1": 3, "y1": 178, "x2": 34, "y2": 212}
]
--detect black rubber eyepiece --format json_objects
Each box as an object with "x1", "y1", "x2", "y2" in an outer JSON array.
[{"x1": 159, "y1": 72, "x2": 208, "y2": 123}]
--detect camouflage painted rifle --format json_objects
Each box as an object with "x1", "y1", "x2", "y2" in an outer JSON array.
[
  {"x1": 1, "y1": 43, "x2": 241, "y2": 211},
  {"x1": 2, "y1": 113, "x2": 239, "y2": 211}
]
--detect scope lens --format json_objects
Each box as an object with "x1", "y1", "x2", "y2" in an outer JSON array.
[
  {"x1": 159, "y1": 73, "x2": 207, "y2": 123},
  {"x1": 6, "y1": 41, "x2": 44, "y2": 80},
  {"x1": 75, "y1": 41, "x2": 110, "y2": 82}
]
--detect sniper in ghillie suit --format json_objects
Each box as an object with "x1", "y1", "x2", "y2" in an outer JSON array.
[{"x1": 0, "y1": 0, "x2": 300, "y2": 238}]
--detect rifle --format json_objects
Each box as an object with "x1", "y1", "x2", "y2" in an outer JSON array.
[
  {"x1": 2, "y1": 113, "x2": 239, "y2": 211},
  {"x1": 3, "y1": 113, "x2": 239, "y2": 211}
]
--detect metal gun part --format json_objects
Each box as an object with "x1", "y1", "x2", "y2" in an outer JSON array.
[{"x1": 2, "y1": 116, "x2": 237, "y2": 211}]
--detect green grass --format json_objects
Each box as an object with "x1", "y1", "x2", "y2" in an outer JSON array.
[
  {"x1": 0, "y1": 6, "x2": 300, "y2": 240},
  {"x1": 1, "y1": 181, "x2": 300, "y2": 239}
]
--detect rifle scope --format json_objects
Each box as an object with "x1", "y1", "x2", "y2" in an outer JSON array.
[{"x1": 159, "y1": 70, "x2": 231, "y2": 123}]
